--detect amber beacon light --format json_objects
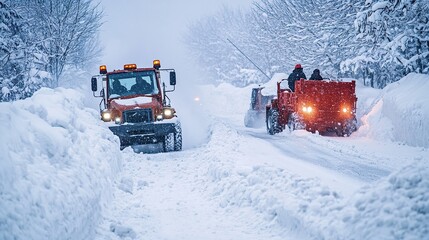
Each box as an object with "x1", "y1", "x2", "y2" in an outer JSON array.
[
  {"x1": 153, "y1": 60, "x2": 161, "y2": 69},
  {"x1": 99, "y1": 65, "x2": 107, "y2": 74}
]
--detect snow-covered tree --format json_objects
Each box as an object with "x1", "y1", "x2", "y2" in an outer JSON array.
[
  {"x1": 253, "y1": 0, "x2": 360, "y2": 78},
  {"x1": 186, "y1": 0, "x2": 361, "y2": 86},
  {"x1": 348, "y1": 0, "x2": 429, "y2": 87},
  {"x1": 188, "y1": 0, "x2": 428, "y2": 88},
  {"x1": 9, "y1": 0, "x2": 103, "y2": 87},
  {"x1": 0, "y1": 1, "x2": 47, "y2": 102},
  {"x1": 186, "y1": 7, "x2": 270, "y2": 86}
]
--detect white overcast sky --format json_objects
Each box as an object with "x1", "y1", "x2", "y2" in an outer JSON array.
[{"x1": 98, "y1": 0, "x2": 253, "y2": 81}]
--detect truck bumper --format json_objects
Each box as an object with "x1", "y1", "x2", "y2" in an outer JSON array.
[
  {"x1": 303, "y1": 115, "x2": 357, "y2": 135},
  {"x1": 109, "y1": 122, "x2": 176, "y2": 147}
]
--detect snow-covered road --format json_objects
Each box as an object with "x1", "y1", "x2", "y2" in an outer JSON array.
[
  {"x1": 95, "y1": 117, "x2": 428, "y2": 239},
  {"x1": 95, "y1": 142, "x2": 288, "y2": 240}
]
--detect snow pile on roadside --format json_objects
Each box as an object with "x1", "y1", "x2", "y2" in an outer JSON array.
[
  {"x1": 202, "y1": 122, "x2": 429, "y2": 239},
  {"x1": 354, "y1": 79, "x2": 382, "y2": 124},
  {"x1": 324, "y1": 158, "x2": 429, "y2": 239},
  {"x1": 260, "y1": 72, "x2": 289, "y2": 96},
  {"x1": 357, "y1": 73, "x2": 429, "y2": 147},
  {"x1": 199, "y1": 83, "x2": 250, "y2": 125},
  {"x1": 0, "y1": 88, "x2": 122, "y2": 240},
  {"x1": 203, "y1": 122, "x2": 341, "y2": 239}
]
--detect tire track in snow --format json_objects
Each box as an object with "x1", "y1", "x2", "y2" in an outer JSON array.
[{"x1": 95, "y1": 140, "x2": 289, "y2": 240}]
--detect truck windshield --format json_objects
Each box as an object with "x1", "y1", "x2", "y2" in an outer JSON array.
[{"x1": 107, "y1": 71, "x2": 159, "y2": 99}]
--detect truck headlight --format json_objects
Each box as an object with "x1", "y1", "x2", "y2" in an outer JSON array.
[
  {"x1": 341, "y1": 107, "x2": 351, "y2": 114},
  {"x1": 302, "y1": 106, "x2": 313, "y2": 113},
  {"x1": 101, "y1": 110, "x2": 112, "y2": 121},
  {"x1": 114, "y1": 116, "x2": 121, "y2": 124},
  {"x1": 163, "y1": 108, "x2": 174, "y2": 119}
]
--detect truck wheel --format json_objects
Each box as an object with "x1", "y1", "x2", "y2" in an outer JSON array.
[
  {"x1": 343, "y1": 117, "x2": 357, "y2": 137},
  {"x1": 174, "y1": 122, "x2": 182, "y2": 151},
  {"x1": 336, "y1": 129, "x2": 344, "y2": 137},
  {"x1": 266, "y1": 109, "x2": 281, "y2": 135},
  {"x1": 163, "y1": 133, "x2": 175, "y2": 152}
]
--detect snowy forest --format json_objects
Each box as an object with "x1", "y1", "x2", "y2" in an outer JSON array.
[
  {"x1": 1, "y1": 0, "x2": 428, "y2": 102},
  {"x1": 0, "y1": 0, "x2": 101, "y2": 102},
  {"x1": 186, "y1": 0, "x2": 429, "y2": 88}
]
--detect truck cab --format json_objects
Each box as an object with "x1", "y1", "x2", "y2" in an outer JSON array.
[{"x1": 91, "y1": 60, "x2": 182, "y2": 151}]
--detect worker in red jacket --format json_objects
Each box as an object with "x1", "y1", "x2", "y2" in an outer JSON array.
[{"x1": 287, "y1": 64, "x2": 307, "y2": 91}]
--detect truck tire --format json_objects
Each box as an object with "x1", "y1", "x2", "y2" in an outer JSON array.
[
  {"x1": 266, "y1": 109, "x2": 281, "y2": 135},
  {"x1": 174, "y1": 122, "x2": 182, "y2": 151},
  {"x1": 163, "y1": 133, "x2": 175, "y2": 152},
  {"x1": 343, "y1": 117, "x2": 357, "y2": 137}
]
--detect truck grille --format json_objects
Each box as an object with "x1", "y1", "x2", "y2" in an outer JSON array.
[{"x1": 123, "y1": 109, "x2": 152, "y2": 123}]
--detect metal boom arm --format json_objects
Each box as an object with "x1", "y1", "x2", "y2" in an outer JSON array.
[{"x1": 226, "y1": 38, "x2": 270, "y2": 80}]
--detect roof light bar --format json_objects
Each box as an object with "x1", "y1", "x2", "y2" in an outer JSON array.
[{"x1": 124, "y1": 64, "x2": 137, "y2": 70}]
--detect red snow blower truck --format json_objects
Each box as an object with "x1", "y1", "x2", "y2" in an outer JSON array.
[{"x1": 266, "y1": 78, "x2": 357, "y2": 136}]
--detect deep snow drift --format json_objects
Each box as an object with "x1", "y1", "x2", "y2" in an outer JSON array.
[
  {"x1": 1, "y1": 73, "x2": 428, "y2": 239},
  {"x1": 0, "y1": 88, "x2": 122, "y2": 239},
  {"x1": 357, "y1": 73, "x2": 429, "y2": 148}
]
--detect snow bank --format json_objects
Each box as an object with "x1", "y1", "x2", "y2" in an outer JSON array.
[
  {"x1": 0, "y1": 88, "x2": 122, "y2": 240},
  {"x1": 201, "y1": 122, "x2": 429, "y2": 239},
  {"x1": 260, "y1": 72, "x2": 289, "y2": 96},
  {"x1": 354, "y1": 78, "x2": 382, "y2": 123},
  {"x1": 357, "y1": 73, "x2": 429, "y2": 147},
  {"x1": 199, "y1": 73, "x2": 288, "y2": 127},
  {"x1": 324, "y1": 159, "x2": 429, "y2": 239},
  {"x1": 201, "y1": 122, "x2": 339, "y2": 239},
  {"x1": 200, "y1": 83, "x2": 250, "y2": 125}
]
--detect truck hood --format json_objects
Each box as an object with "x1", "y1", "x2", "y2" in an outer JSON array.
[{"x1": 110, "y1": 96, "x2": 159, "y2": 112}]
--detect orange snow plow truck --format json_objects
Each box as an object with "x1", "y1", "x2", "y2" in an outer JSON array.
[
  {"x1": 91, "y1": 60, "x2": 182, "y2": 151},
  {"x1": 266, "y1": 79, "x2": 357, "y2": 136}
]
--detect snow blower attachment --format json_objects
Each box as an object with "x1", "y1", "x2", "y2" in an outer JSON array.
[
  {"x1": 91, "y1": 60, "x2": 182, "y2": 151},
  {"x1": 266, "y1": 79, "x2": 357, "y2": 136},
  {"x1": 244, "y1": 87, "x2": 275, "y2": 128}
]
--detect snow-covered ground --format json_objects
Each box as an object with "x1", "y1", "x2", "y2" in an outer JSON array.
[{"x1": 1, "y1": 74, "x2": 428, "y2": 239}]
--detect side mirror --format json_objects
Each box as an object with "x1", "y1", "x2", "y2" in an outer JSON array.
[
  {"x1": 169, "y1": 71, "x2": 176, "y2": 86},
  {"x1": 91, "y1": 77, "x2": 98, "y2": 92}
]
